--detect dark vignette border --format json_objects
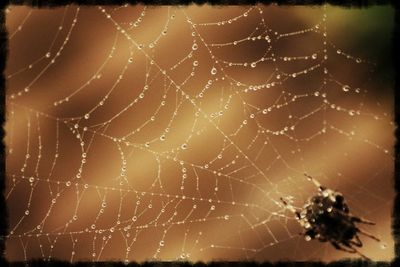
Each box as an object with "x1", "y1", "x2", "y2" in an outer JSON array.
[{"x1": 0, "y1": 0, "x2": 397, "y2": 266}]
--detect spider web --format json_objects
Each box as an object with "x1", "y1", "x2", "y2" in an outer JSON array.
[{"x1": 4, "y1": 4, "x2": 395, "y2": 262}]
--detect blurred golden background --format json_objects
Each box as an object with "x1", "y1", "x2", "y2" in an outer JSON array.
[{"x1": 4, "y1": 4, "x2": 395, "y2": 262}]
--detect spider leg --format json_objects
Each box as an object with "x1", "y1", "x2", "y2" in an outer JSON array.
[
  {"x1": 331, "y1": 241, "x2": 371, "y2": 261},
  {"x1": 349, "y1": 235, "x2": 363, "y2": 247},
  {"x1": 303, "y1": 173, "x2": 326, "y2": 191},
  {"x1": 330, "y1": 241, "x2": 355, "y2": 253},
  {"x1": 280, "y1": 197, "x2": 300, "y2": 219},
  {"x1": 357, "y1": 228, "x2": 380, "y2": 242},
  {"x1": 351, "y1": 216, "x2": 376, "y2": 225}
]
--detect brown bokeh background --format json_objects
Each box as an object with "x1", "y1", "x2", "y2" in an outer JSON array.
[{"x1": 4, "y1": 4, "x2": 395, "y2": 262}]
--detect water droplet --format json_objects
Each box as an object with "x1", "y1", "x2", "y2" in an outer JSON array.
[
  {"x1": 380, "y1": 242, "x2": 387, "y2": 249},
  {"x1": 251, "y1": 62, "x2": 256, "y2": 68},
  {"x1": 46, "y1": 52, "x2": 51, "y2": 58},
  {"x1": 29, "y1": 177, "x2": 35, "y2": 183},
  {"x1": 342, "y1": 85, "x2": 350, "y2": 92},
  {"x1": 192, "y1": 43, "x2": 198, "y2": 50},
  {"x1": 211, "y1": 67, "x2": 217, "y2": 75},
  {"x1": 356, "y1": 58, "x2": 362, "y2": 63},
  {"x1": 312, "y1": 53, "x2": 317, "y2": 59},
  {"x1": 84, "y1": 114, "x2": 90, "y2": 119},
  {"x1": 25, "y1": 210, "x2": 29, "y2": 215}
]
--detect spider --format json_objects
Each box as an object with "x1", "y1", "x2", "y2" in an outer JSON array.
[{"x1": 280, "y1": 173, "x2": 380, "y2": 260}]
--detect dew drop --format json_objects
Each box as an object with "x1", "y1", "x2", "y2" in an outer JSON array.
[
  {"x1": 211, "y1": 67, "x2": 217, "y2": 75},
  {"x1": 342, "y1": 85, "x2": 350, "y2": 92}
]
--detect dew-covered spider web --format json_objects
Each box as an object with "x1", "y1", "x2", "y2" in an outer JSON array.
[{"x1": 4, "y1": 4, "x2": 395, "y2": 262}]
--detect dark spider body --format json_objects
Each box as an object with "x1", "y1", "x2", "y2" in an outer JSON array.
[{"x1": 281, "y1": 174, "x2": 379, "y2": 260}]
